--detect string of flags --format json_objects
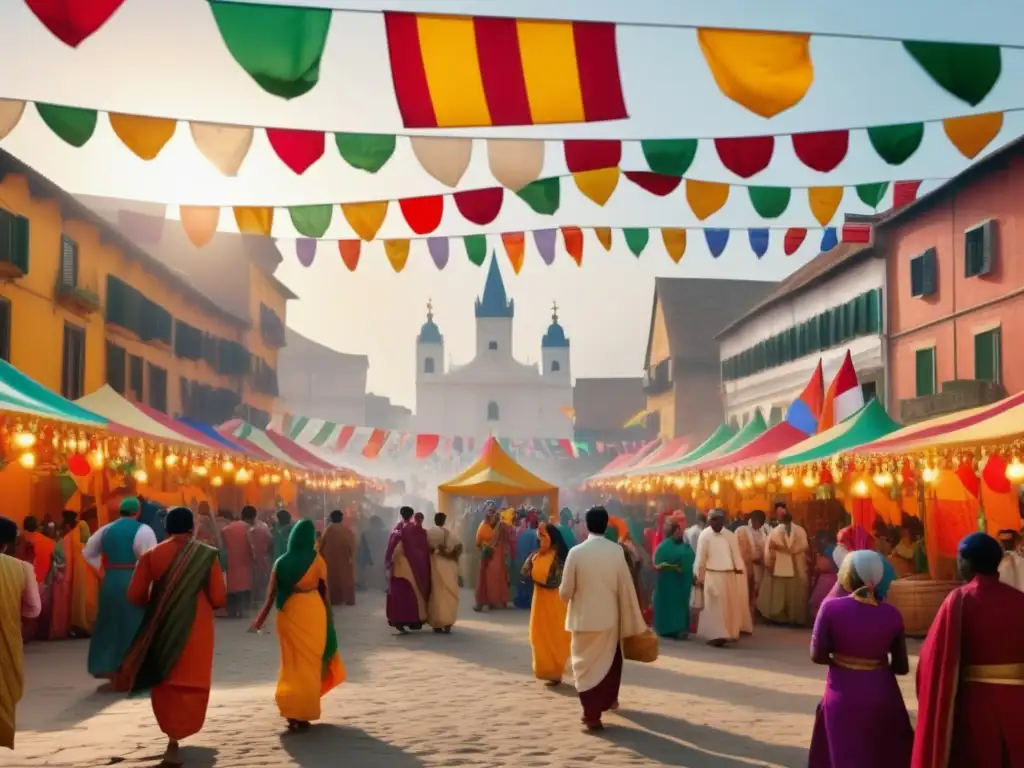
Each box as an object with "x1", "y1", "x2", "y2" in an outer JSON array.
[
  {"x1": 23, "y1": 2, "x2": 1007, "y2": 126},
  {"x1": 1, "y1": 97, "x2": 1008, "y2": 182},
  {"x1": 293, "y1": 222, "x2": 875, "y2": 273},
  {"x1": 275, "y1": 414, "x2": 648, "y2": 461}
]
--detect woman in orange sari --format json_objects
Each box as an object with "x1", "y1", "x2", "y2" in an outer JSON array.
[
  {"x1": 61, "y1": 513, "x2": 98, "y2": 637},
  {"x1": 251, "y1": 519, "x2": 344, "y2": 731},
  {"x1": 474, "y1": 505, "x2": 511, "y2": 611},
  {"x1": 521, "y1": 523, "x2": 571, "y2": 685}
]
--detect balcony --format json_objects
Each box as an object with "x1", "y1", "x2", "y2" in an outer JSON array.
[
  {"x1": 54, "y1": 278, "x2": 101, "y2": 316},
  {"x1": 899, "y1": 379, "x2": 1006, "y2": 424},
  {"x1": 642, "y1": 358, "x2": 674, "y2": 396}
]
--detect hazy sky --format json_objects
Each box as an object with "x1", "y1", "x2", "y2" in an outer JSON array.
[{"x1": 2, "y1": 0, "x2": 1023, "y2": 410}]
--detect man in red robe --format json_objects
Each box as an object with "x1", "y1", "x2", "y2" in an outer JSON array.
[{"x1": 913, "y1": 532, "x2": 1024, "y2": 768}]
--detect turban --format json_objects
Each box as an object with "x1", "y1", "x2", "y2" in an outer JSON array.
[
  {"x1": 708, "y1": 508, "x2": 726, "y2": 520},
  {"x1": 120, "y1": 496, "x2": 140, "y2": 515},
  {"x1": 958, "y1": 532, "x2": 1003, "y2": 575}
]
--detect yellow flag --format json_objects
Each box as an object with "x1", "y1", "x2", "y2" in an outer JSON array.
[
  {"x1": 572, "y1": 168, "x2": 620, "y2": 206},
  {"x1": 808, "y1": 187, "x2": 844, "y2": 227},
  {"x1": 698, "y1": 28, "x2": 813, "y2": 118},
  {"x1": 384, "y1": 240, "x2": 411, "y2": 272},
  {"x1": 686, "y1": 179, "x2": 730, "y2": 221},
  {"x1": 233, "y1": 207, "x2": 274, "y2": 236},
  {"x1": 341, "y1": 201, "x2": 389, "y2": 241},
  {"x1": 661, "y1": 228, "x2": 687, "y2": 263},
  {"x1": 943, "y1": 112, "x2": 1004, "y2": 159},
  {"x1": 109, "y1": 113, "x2": 177, "y2": 161},
  {"x1": 594, "y1": 227, "x2": 613, "y2": 251}
]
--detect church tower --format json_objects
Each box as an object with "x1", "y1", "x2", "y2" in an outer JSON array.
[
  {"x1": 542, "y1": 301, "x2": 571, "y2": 380},
  {"x1": 474, "y1": 254, "x2": 514, "y2": 358},
  {"x1": 416, "y1": 299, "x2": 444, "y2": 380}
]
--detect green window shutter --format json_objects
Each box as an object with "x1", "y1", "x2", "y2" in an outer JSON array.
[
  {"x1": 922, "y1": 249, "x2": 938, "y2": 296},
  {"x1": 974, "y1": 328, "x2": 1002, "y2": 383},
  {"x1": 12, "y1": 215, "x2": 29, "y2": 274},
  {"x1": 867, "y1": 289, "x2": 882, "y2": 333},
  {"x1": 809, "y1": 315, "x2": 820, "y2": 350},
  {"x1": 915, "y1": 347, "x2": 937, "y2": 396}
]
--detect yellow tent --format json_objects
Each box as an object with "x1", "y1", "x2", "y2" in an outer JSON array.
[{"x1": 438, "y1": 437, "x2": 559, "y2": 514}]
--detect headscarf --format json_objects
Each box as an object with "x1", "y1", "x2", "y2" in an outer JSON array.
[
  {"x1": 273, "y1": 518, "x2": 338, "y2": 673},
  {"x1": 958, "y1": 532, "x2": 1003, "y2": 575},
  {"x1": 838, "y1": 550, "x2": 892, "y2": 602},
  {"x1": 120, "y1": 497, "x2": 140, "y2": 515},
  {"x1": 501, "y1": 508, "x2": 516, "y2": 526},
  {"x1": 559, "y1": 508, "x2": 572, "y2": 527},
  {"x1": 608, "y1": 515, "x2": 629, "y2": 541},
  {"x1": 165, "y1": 506, "x2": 194, "y2": 535}
]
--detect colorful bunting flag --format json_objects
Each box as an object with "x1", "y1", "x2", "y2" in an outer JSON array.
[
  {"x1": 266, "y1": 128, "x2": 326, "y2": 175},
  {"x1": 338, "y1": 240, "x2": 361, "y2": 271},
  {"x1": 383, "y1": 13, "x2": 626, "y2": 128},
  {"x1": 561, "y1": 227, "x2": 584, "y2": 265},
  {"x1": 501, "y1": 232, "x2": 525, "y2": 273},
  {"x1": 427, "y1": 238, "x2": 449, "y2": 270},
  {"x1": 108, "y1": 114, "x2": 176, "y2": 161},
  {"x1": 189, "y1": 122, "x2": 253, "y2": 176},
  {"x1": 296, "y1": 239, "x2": 317, "y2": 267},
  {"x1": 35, "y1": 103, "x2": 96, "y2": 148},
  {"x1": 714, "y1": 135, "x2": 775, "y2": 179},
  {"x1": 487, "y1": 139, "x2": 545, "y2": 192},
  {"x1": 661, "y1": 228, "x2": 687, "y2": 263},
  {"x1": 180, "y1": 206, "x2": 220, "y2": 248},
  {"x1": 534, "y1": 229, "x2": 557, "y2": 265},
  {"x1": 233, "y1": 207, "x2": 273, "y2": 237},
  {"x1": 783, "y1": 228, "x2": 807, "y2": 256},
  {"x1": 335, "y1": 133, "x2": 396, "y2": 174},
  {"x1": 903, "y1": 41, "x2": 1001, "y2": 107},
  {"x1": 384, "y1": 240, "x2": 411, "y2": 272},
  {"x1": 24, "y1": 0, "x2": 125, "y2": 47},
  {"x1": 341, "y1": 201, "x2": 388, "y2": 241},
  {"x1": 792, "y1": 130, "x2": 849, "y2": 173},
  {"x1": 0, "y1": 100, "x2": 26, "y2": 141},
  {"x1": 686, "y1": 179, "x2": 730, "y2": 221},
  {"x1": 594, "y1": 227, "x2": 613, "y2": 251},
  {"x1": 942, "y1": 112, "x2": 1004, "y2": 159},
  {"x1": 454, "y1": 187, "x2": 504, "y2": 226},
  {"x1": 705, "y1": 228, "x2": 730, "y2": 258},
  {"x1": 464, "y1": 235, "x2": 488, "y2": 266}
]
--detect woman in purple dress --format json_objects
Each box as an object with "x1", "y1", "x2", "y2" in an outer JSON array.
[{"x1": 808, "y1": 550, "x2": 912, "y2": 768}]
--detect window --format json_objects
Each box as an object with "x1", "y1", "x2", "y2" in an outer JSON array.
[
  {"x1": 974, "y1": 328, "x2": 1002, "y2": 384},
  {"x1": 147, "y1": 363, "x2": 168, "y2": 413},
  {"x1": 139, "y1": 297, "x2": 172, "y2": 345},
  {"x1": 487, "y1": 401, "x2": 499, "y2": 421},
  {"x1": 965, "y1": 221, "x2": 997, "y2": 279},
  {"x1": 423, "y1": 357, "x2": 435, "y2": 374},
  {"x1": 59, "y1": 235, "x2": 78, "y2": 288},
  {"x1": 910, "y1": 248, "x2": 938, "y2": 298},
  {"x1": 0, "y1": 297, "x2": 11, "y2": 362},
  {"x1": 487, "y1": 341, "x2": 498, "y2": 351},
  {"x1": 861, "y1": 380, "x2": 878, "y2": 404},
  {"x1": 60, "y1": 322, "x2": 85, "y2": 400},
  {"x1": 128, "y1": 354, "x2": 143, "y2": 401},
  {"x1": 551, "y1": 360, "x2": 561, "y2": 372},
  {"x1": 728, "y1": 415, "x2": 739, "y2": 430},
  {"x1": 915, "y1": 347, "x2": 937, "y2": 397},
  {"x1": 106, "y1": 342, "x2": 126, "y2": 394},
  {"x1": 768, "y1": 406, "x2": 783, "y2": 426},
  {"x1": 0, "y1": 209, "x2": 30, "y2": 275}
]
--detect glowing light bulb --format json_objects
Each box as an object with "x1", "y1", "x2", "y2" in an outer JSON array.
[
  {"x1": 165, "y1": 454, "x2": 178, "y2": 467},
  {"x1": 88, "y1": 450, "x2": 105, "y2": 469},
  {"x1": 853, "y1": 478, "x2": 870, "y2": 497},
  {"x1": 153, "y1": 455, "x2": 164, "y2": 470},
  {"x1": 781, "y1": 474, "x2": 795, "y2": 489},
  {"x1": 270, "y1": 473, "x2": 281, "y2": 484},
  {"x1": 13, "y1": 431, "x2": 35, "y2": 449},
  {"x1": 922, "y1": 466, "x2": 939, "y2": 484},
  {"x1": 132, "y1": 469, "x2": 148, "y2": 484},
  {"x1": 753, "y1": 471, "x2": 767, "y2": 488},
  {"x1": 873, "y1": 471, "x2": 894, "y2": 488},
  {"x1": 222, "y1": 460, "x2": 234, "y2": 473},
  {"x1": 802, "y1": 473, "x2": 817, "y2": 489},
  {"x1": 709, "y1": 479, "x2": 720, "y2": 495},
  {"x1": 235, "y1": 467, "x2": 251, "y2": 485},
  {"x1": 211, "y1": 476, "x2": 224, "y2": 487},
  {"x1": 18, "y1": 452, "x2": 36, "y2": 469},
  {"x1": 192, "y1": 465, "x2": 208, "y2": 477},
  {"x1": 1006, "y1": 458, "x2": 1024, "y2": 483}
]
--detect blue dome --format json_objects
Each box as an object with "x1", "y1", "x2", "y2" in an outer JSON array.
[
  {"x1": 542, "y1": 304, "x2": 570, "y2": 348},
  {"x1": 418, "y1": 301, "x2": 444, "y2": 345}
]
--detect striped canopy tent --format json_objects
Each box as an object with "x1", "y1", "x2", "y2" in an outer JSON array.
[
  {"x1": 859, "y1": 390, "x2": 1024, "y2": 455},
  {"x1": 623, "y1": 436, "x2": 692, "y2": 476},
  {"x1": 0, "y1": 359, "x2": 106, "y2": 426},
  {"x1": 263, "y1": 429, "x2": 364, "y2": 478},
  {"x1": 438, "y1": 436, "x2": 558, "y2": 515},
  {"x1": 588, "y1": 450, "x2": 639, "y2": 480},
  {"x1": 677, "y1": 411, "x2": 769, "y2": 471},
  {"x1": 177, "y1": 417, "x2": 270, "y2": 459},
  {"x1": 587, "y1": 438, "x2": 661, "y2": 482},
  {"x1": 642, "y1": 423, "x2": 737, "y2": 476},
  {"x1": 76, "y1": 385, "x2": 210, "y2": 446},
  {"x1": 778, "y1": 399, "x2": 901, "y2": 466},
  {"x1": 689, "y1": 422, "x2": 808, "y2": 473}
]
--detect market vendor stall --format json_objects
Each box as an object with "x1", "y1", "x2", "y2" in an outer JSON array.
[{"x1": 438, "y1": 436, "x2": 559, "y2": 514}]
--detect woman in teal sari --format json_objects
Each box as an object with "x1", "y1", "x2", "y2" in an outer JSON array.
[
  {"x1": 556, "y1": 508, "x2": 578, "y2": 549},
  {"x1": 653, "y1": 521, "x2": 695, "y2": 639}
]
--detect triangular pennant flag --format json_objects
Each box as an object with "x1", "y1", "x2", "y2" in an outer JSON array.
[
  {"x1": 180, "y1": 206, "x2": 220, "y2": 248},
  {"x1": 903, "y1": 41, "x2": 1001, "y2": 106},
  {"x1": 623, "y1": 228, "x2": 649, "y2": 257},
  {"x1": 384, "y1": 240, "x2": 410, "y2": 272},
  {"x1": 748, "y1": 228, "x2": 770, "y2": 258},
  {"x1": 561, "y1": 227, "x2": 584, "y2": 266},
  {"x1": 698, "y1": 28, "x2": 813, "y2": 117},
  {"x1": 856, "y1": 182, "x2": 890, "y2": 209},
  {"x1": 296, "y1": 239, "x2": 317, "y2": 267},
  {"x1": 783, "y1": 228, "x2": 807, "y2": 256},
  {"x1": 748, "y1": 186, "x2": 791, "y2": 219},
  {"x1": 335, "y1": 133, "x2": 396, "y2": 173},
  {"x1": 661, "y1": 228, "x2": 687, "y2": 263},
  {"x1": 594, "y1": 227, "x2": 613, "y2": 251},
  {"x1": 454, "y1": 187, "x2": 504, "y2": 226},
  {"x1": 0, "y1": 100, "x2": 25, "y2": 140},
  {"x1": 820, "y1": 227, "x2": 839, "y2": 252},
  {"x1": 534, "y1": 229, "x2": 557, "y2": 265},
  {"x1": 714, "y1": 135, "x2": 775, "y2": 178},
  {"x1": 24, "y1": 0, "x2": 125, "y2": 47},
  {"x1": 641, "y1": 138, "x2": 698, "y2": 177},
  {"x1": 686, "y1": 180, "x2": 730, "y2": 221},
  {"x1": 623, "y1": 171, "x2": 681, "y2": 197},
  {"x1": 341, "y1": 201, "x2": 388, "y2": 241},
  {"x1": 808, "y1": 186, "x2": 844, "y2": 226},
  {"x1": 334, "y1": 425, "x2": 357, "y2": 452},
  {"x1": 516, "y1": 177, "x2": 561, "y2": 215},
  {"x1": 464, "y1": 235, "x2": 488, "y2": 266},
  {"x1": 308, "y1": 421, "x2": 336, "y2": 447},
  {"x1": 399, "y1": 195, "x2": 444, "y2": 235},
  {"x1": 867, "y1": 123, "x2": 924, "y2": 166},
  {"x1": 487, "y1": 139, "x2": 544, "y2": 192},
  {"x1": 266, "y1": 128, "x2": 325, "y2": 174},
  {"x1": 427, "y1": 238, "x2": 449, "y2": 270},
  {"x1": 108, "y1": 113, "x2": 176, "y2": 161},
  {"x1": 36, "y1": 103, "x2": 97, "y2": 147},
  {"x1": 233, "y1": 207, "x2": 274, "y2": 236},
  {"x1": 338, "y1": 240, "x2": 361, "y2": 271},
  {"x1": 416, "y1": 434, "x2": 440, "y2": 459},
  {"x1": 791, "y1": 129, "x2": 849, "y2": 173},
  {"x1": 410, "y1": 136, "x2": 473, "y2": 187},
  {"x1": 943, "y1": 112, "x2": 1004, "y2": 159},
  {"x1": 289, "y1": 205, "x2": 332, "y2": 238},
  {"x1": 189, "y1": 122, "x2": 253, "y2": 176},
  {"x1": 362, "y1": 428, "x2": 389, "y2": 459},
  {"x1": 501, "y1": 232, "x2": 525, "y2": 274},
  {"x1": 704, "y1": 228, "x2": 730, "y2": 258},
  {"x1": 209, "y1": 1, "x2": 332, "y2": 99},
  {"x1": 572, "y1": 168, "x2": 620, "y2": 206}
]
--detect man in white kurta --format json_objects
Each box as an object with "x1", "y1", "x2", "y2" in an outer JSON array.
[
  {"x1": 998, "y1": 529, "x2": 1024, "y2": 592},
  {"x1": 694, "y1": 509, "x2": 748, "y2": 645},
  {"x1": 735, "y1": 510, "x2": 768, "y2": 617},
  {"x1": 684, "y1": 514, "x2": 706, "y2": 553},
  {"x1": 756, "y1": 506, "x2": 809, "y2": 626}
]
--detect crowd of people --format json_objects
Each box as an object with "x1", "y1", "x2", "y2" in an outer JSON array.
[{"x1": 3, "y1": 494, "x2": 1024, "y2": 765}]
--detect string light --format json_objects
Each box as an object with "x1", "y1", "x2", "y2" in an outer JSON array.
[
  {"x1": 18, "y1": 452, "x2": 36, "y2": 469},
  {"x1": 222, "y1": 460, "x2": 234, "y2": 473},
  {"x1": 165, "y1": 453, "x2": 178, "y2": 467},
  {"x1": 211, "y1": 476, "x2": 224, "y2": 487},
  {"x1": 852, "y1": 478, "x2": 870, "y2": 497},
  {"x1": 132, "y1": 469, "x2": 148, "y2": 484},
  {"x1": 88, "y1": 449, "x2": 105, "y2": 470},
  {"x1": 235, "y1": 467, "x2": 251, "y2": 485},
  {"x1": 753, "y1": 471, "x2": 767, "y2": 488},
  {"x1": 922, "y1": 466, "x2": 939, "y2": 484},
  {"x1": 13, "y1": 431, "x2": 35, "y2": 449},
  {"x1": 1006, "y1": 457, "x2": 1024, "y2": 483},
  {"x1": 192, "y1": 465, "x2": 208, "y2": 477},
  {"x1": 781, "y1": 474, "x2": 795, "y2": 489}
]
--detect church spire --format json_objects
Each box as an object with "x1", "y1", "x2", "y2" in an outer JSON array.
[{"x1": 475, "y1": 254, "x2": 514, "y2": 318}]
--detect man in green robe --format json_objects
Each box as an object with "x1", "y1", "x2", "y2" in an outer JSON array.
[{"x1": 653, "y1": 521, "x2": 695, "y2": 639}]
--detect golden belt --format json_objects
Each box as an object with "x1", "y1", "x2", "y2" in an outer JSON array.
[
  {"x1": 962, "y1": 663, "x2": 1024, "y2": 685},
  {"x1": 831, "y1": 653, "x2": 887, "y2": 671}
]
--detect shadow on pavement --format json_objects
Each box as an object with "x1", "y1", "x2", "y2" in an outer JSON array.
[
  {"x1": 615, "y1": 709, "x2": 807, "y2": 768},
  {"x1": 279, "y1": 724, "x2": 424, "y2": 767}
]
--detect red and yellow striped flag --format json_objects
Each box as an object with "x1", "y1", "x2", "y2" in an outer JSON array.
[{"x1": 384, "y1": 13, "x2": 626, "y2": 128}]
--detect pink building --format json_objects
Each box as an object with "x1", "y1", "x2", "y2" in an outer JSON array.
[{"x1": 879, "y1": 138, "x2": 1022, "y2": 422}]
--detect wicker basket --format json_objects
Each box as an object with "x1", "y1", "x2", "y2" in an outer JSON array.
[{"x1": 887, "y1": 576, "x2": 961, "y2": 638}]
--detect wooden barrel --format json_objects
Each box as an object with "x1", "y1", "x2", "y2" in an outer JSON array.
[{"x1": 887, "y1": 576, "x2": 961, "y2": 637}]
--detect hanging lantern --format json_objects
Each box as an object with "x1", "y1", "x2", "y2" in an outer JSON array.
[
  {"x1": 223, "y1": 460, "x2": 235, "y2": 473},
  {"x1": 753, "y1": 471, "x2": 767, "y2": 488},
  {"x1": 13, "y1": 430, "x2": 36, "y2": 449},
  {"x1": 211, "y1": 475, "x2": 224, "y2": 487},
  {"x1": 193, "y1": 465, "x2": 209, "y2": 477},
  {"x1": 852, "y1": 478, "x2": 870, "y2": 497},
  {"x1": 235, "y1": 467, "x2": 251, "y2": 485}
]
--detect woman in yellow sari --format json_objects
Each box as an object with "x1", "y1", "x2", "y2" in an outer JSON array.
[
  {"x1": 521, "y1": 523, "x2": 571, "y2": 686},
  {"x1": 251, "y1": 519, "x2": 345, "y2": 730}
]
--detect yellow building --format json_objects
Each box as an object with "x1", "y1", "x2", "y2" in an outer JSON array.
[{"x1": 0, "y1": 150, "x2": 293, "y2": 427}]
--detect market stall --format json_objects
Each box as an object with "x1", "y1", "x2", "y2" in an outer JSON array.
[{"x1": 438, "y1": 436, "x2": 559, "y2": 515}]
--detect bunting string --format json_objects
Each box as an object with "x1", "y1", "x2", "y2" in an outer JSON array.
[
  {"x1": 287, "y1": 223, "x2": 872, "y2": 273},
  {"x1": 1, "y1": 97, "x2": 1009, "y2": 182},
  {"x1": 21, "y1": 2, "x2": 1008, "y2": 124}
]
